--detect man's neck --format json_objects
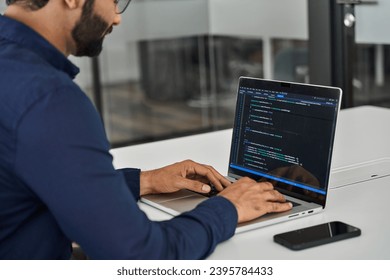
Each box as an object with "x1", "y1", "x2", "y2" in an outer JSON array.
[{"x1": 4, "y1": 4, "x2": 78, "y2": 56}]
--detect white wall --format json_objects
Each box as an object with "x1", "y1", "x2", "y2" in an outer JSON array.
[
  {"x1": 3, "y1": 0, "x2": 390, "y2": 86},
  {"x1": 356, "y1": 0, "x2": 390, "y2": 44},
  {"x1": 0, "y1": 2, "x2": 6, "y2": 13},
  {"x1": 207, "y1": 0, "x2": 308, "y2": 79},
  {"x1": 99, "y1": 0, "x2": 309, "y2": 85},
  {"x1": 208, "y1": 0, "x2": 307, "y2": 39},
  {"x1": 93, "y1": 0, "x2": 210, "y2": 86},
  {"x1": 107, "y1": 0, "x2": 209, "y2": 43}
]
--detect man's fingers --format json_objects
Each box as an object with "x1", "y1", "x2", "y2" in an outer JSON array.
[
  {"x1": 257, "y1": 181, "x2": 274, "y2": 191},
  {"x1": 173, "y1": 177, "x2": 211, "y2": 194},
  {"x1": 188, "y1": 163, "x2": 231, "y2": 191},
  {"x1": 262, "y1": 189, "x2": 287, "y2": 202},
  {"x1": 266, "y1": 201, "x2": 293, "y2": 213}
]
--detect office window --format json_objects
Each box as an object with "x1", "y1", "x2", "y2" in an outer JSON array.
[
  {"x1": 9, "y1": 0, "x2": 390, "y2": 147},
  {"x1": 92, "y1": 35, "x2": 266, "y2": 147},
  {"x1": 272, "y1": 39, "x2": 309, "y2": 83},
  {"x1": 354, "y1": 44, "x2": 390, "y2": 107},
  {"x1": 2, "y1": 0, "x2": 311, "y2": 147},
  {"x1": 74, "y1": 0, "x2": 311, "y2": 147}
]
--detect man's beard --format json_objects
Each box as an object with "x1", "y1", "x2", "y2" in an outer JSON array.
[{"x1": 71, "y1": 0, "x2": 111, "y2": 57}]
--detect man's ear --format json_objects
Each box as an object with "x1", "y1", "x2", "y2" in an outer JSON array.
[{"x1": 63, "y1": 0, "x2": 85, "y2": 10}]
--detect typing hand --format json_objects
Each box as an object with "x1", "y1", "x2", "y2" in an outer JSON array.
[
  {"x1": 218, "y1": 177, "x2": 292, "y2": 223},
  {"x1": 139, "y1": 160, "x2": 231, "y2": 196}
]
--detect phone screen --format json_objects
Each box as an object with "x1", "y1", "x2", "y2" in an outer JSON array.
[{"x1": 274, "y1": 221, "x2": 361, "y2": 250}]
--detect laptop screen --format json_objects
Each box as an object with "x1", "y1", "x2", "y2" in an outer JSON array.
[{"x1": 228, "y1": 78, "x2": 341, "y2": 206}]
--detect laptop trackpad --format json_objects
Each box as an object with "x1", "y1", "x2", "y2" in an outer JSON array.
[{"x1": 142, "y1": 189, "x2": 208, "y2": 214}]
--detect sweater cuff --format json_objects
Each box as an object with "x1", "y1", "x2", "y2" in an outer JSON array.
[
  {"x1": 119, "y1": 168, "x2": 141, "y2": 200},
  {"x1": 197, "y1": 196, "x2": 238, "y2": 242}
]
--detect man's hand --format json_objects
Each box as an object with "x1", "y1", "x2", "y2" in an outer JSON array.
[
  {"x1": 218, "y1": 177, "x2": 292, "y2": 223},
  {"x1": 140, "y1": 160, "x2": 231, "y2": 196}
]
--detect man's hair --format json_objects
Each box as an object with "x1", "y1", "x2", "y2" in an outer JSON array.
[{"x1": 6, "y1": 0, "x2": 50, "y2": 10}]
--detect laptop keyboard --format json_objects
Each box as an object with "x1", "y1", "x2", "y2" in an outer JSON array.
[
  {"x1": 201, "y1": 184, "x2": 220, "y2": 197},
  {"x1": 200, "y1": 185, "x2": 302, "y2": 207}
]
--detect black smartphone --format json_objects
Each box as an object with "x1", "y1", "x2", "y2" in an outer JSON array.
[{"x1": 273, "y1": 221, "x2": 361, "y2": 250}]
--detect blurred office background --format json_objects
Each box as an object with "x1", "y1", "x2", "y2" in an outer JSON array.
[{"x1": 2, "y1": 0, "x2": 390, "y2": 147}]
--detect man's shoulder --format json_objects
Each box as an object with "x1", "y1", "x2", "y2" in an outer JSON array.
[
  {"x1": 0, "y1": 44, "x2": 85, "y2": 131},
  {"x1": 0, "y1": 42, "x2": 77, "y2": 91}
]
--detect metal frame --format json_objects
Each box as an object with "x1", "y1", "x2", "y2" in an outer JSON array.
[
  {"x1": 308, "y1": 0, "x2": 355, "y2": 108},
  {"x1": 308, "y1": 0, "x2": 378, "y2": 109}
]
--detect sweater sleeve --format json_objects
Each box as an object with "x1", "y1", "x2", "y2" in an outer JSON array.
[
  {"x1": 14, "y1": 86, "x2": 237, "y2": 259},
  {"x1": 118, "y1": 168, "x2": 141, "y2": 200}
]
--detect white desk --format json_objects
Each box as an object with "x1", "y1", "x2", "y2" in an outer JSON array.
[{"x1": 111, "y1": 105, "x2": 390, "y2": 259}]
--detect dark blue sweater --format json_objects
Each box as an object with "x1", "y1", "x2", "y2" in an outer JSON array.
[{"x1": 0, "y1": 15, "x2": 237, "y2": 260}]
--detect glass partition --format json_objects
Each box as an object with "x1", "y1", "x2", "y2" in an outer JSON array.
[
  {"x1": 354, "y1": 2, "x2": 390, "y2": 107},
  {"x1": 11, "y1": 1, "x2": 390, "y2": 147},
  {"x1": 1, "y1": 0, "x2": 311, "y2": 147},
  {"x1": 90, "y1": 0, "x2": 309, "y2": 147}
]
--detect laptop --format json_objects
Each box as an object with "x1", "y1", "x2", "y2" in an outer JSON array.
[{"x1": 141, "y1": 77, "x2": 342, "y2": 233}]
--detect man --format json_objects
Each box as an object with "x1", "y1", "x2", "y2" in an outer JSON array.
[{"x1": 0, "y1": 0, "x2": 292, "y2": 259}]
